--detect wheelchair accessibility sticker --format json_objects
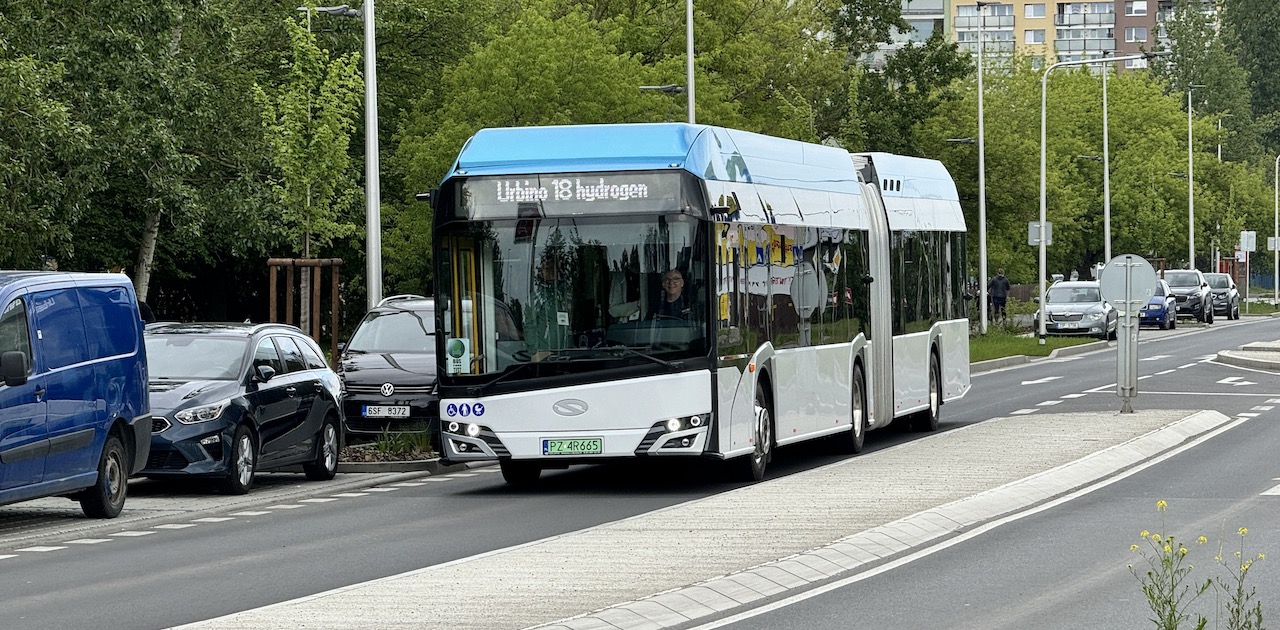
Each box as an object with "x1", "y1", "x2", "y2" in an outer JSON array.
[{"x1": 445, "y1": 402, "x2": 485, "y2": 418}]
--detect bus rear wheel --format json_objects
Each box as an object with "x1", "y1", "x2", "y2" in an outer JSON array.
[
  {"x1": 911, "y1": 353, "x2": 941, "y2": 432},
  {"x1": 836, "y1": 364, "x2": 867, "y2": 454},
  {"x1": 500, "y1": 459, "x2": 541, "y2": 485}
]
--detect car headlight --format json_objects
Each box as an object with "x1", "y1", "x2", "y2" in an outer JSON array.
[
  {"x1": 1083, "y1": 312, "x2": 1102, "y2": 322},
  {"x1": 175, "y1": 399, "x2": 232, "y2": 425}
]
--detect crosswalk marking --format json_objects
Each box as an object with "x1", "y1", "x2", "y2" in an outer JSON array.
[{"x1": 1251, "y1": 406, "x2": 1275, "y2": 412}]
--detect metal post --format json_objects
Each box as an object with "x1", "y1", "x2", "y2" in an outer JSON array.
[
  {"x1": 976, "y1": 1, "x2": 991, "y2": 334},
  {"x1": 1274, "y1": 154, "x2": 1279, "y2": 305},
  {"x1": 686, "y1": 0, "x2": 695, "y2": 124},
  {"x1": 363, "y1": 0, "x2": 382, "y2": 308},
  {"x1": 1101, "y1": 60, "x2": 1112, "y2": 263}
]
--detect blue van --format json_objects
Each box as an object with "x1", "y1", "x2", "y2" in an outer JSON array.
[{"x1": 0, "y1": 271, "x2": 150, "y2": 518}]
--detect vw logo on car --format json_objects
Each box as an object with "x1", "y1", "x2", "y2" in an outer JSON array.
[{"x1": 380, "y1": 383, "x2": 395, "y2": 397}]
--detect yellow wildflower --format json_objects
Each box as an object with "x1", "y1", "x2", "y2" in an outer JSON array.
[
  {"x1": 1239, "y1": 527, "x2": 1248, "y2": 536},
  {"x1": 1197, "y1": 536, "x2": 1207, "y2": 545},
  {"x1": 1141, "y1": 530, "x2": 1150, "y2": 538},
  {"x1": 1131, "y1": 544, "x2": 1139, "y2": 551},
  {"x1": 1180, "y1": 547, "x2": 1188, "y2": 556},
  {"x1": 1165, "y1": 545, "x2": 1173, "y2": 553},
  {"x1": 1157, "y1": 500, "x2": 1168, "y2": 511}
]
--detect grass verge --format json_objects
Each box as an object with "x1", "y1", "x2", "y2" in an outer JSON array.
[{"x1": 970, "y1": 328, "x2": 1097, "y2": 363}]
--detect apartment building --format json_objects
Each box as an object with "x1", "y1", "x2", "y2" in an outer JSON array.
[{"x1": 871, "y1": 1, "x2": 1216, "y2": 71}]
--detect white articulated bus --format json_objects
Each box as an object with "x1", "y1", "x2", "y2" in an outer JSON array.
[{"x1": 430, "y1": 123, "x2": 969, "y2": 484}]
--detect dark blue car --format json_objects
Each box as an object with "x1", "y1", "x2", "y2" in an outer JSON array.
[
  {"x1": 142, "y1": 323, "x2": 342, "y2": 494},
  {"x1": 1139, "y1": 279, "x2": 1177, "y2": 330}
]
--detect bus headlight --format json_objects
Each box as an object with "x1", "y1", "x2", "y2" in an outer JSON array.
[
  {"x1": 666, "y1": 418, "x2": 682, "y2": 432},
  {"x1": 448, "y1": 421, "x2": 460, "y2": 433},
  {"x1": 465, "y1": 423, "x2": 481, "y2": 438}
]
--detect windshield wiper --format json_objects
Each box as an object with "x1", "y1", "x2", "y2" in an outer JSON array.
[
  {"x1": 469, "y1": 361, "x2": 555, "y2": 396},
  {"x1": 604, "y1": 345, "x2": 678, "y2": 369}
]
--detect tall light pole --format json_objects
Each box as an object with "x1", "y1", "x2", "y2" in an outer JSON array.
[
  {"x1": 298, "y1": 4, "x2": 382, "y2": 309},
  {"x1": 1188, "y1": 84, "x2": 1206, "y2": 270},
  {"x1": 1101, "y1": 52, "x2": 1113, "y2": 263},
  {"x1": 1274, "y1": 154, "x2": 1279, "y2": 305},
  {"x1": 1039, "y1": 52, "x2": 1162, "y2": 343},
  {"x1": 686, "y1": 0, "x2": 695, "y2": 123},
  {"x1": 974, "y1": 1, "x2": 999, "y2": 334}
]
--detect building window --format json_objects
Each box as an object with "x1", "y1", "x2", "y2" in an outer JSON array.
[
  {"x1": 1025, "y1": 29, "x2": 1046, "y2": 44},
  {"x1": 1125, "y1": 57, "x2": 1149, "y2": 69},
  {"x1": 1025, "y1": 3, "x2": 1046, "y2": 18},
  {"x1": 1125, "y1": 1, "x2": 1148, "y2": 16},
  {"x1": 1125, "y1": 26, "x2": 1148, "y2": 42}
]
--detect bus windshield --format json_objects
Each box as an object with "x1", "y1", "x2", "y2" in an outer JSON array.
[{"x1": 438, "y1": 213, "x2": 708, "y2": 379}]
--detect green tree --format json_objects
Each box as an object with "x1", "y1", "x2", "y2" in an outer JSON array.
[
  {"x1": 0, "y1": 55, "x2": 94, "y2": 268},
  {"x1": 254, "y1": 18, "x2": 364, "y2": 258}
]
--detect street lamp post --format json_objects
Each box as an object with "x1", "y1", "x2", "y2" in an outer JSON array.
[
  {"x1": 298, "y1": 3, "x2": 382, "y2": 310},
  {"x1": 1039, "y1": 52, "x2": 1162, "y2": 343},
  {"x1": 1274, "y1": 154, "x2": 1279, "y2": 305},
  {"x1": 974, "y1": 1, "x2": 999, "y2": 335},
  {"x1": 1188, "y1": 84, "x2": 1206, "y2": 270},
  {"x1": 1101, "y1": 53, "x2": 1112, "y2": 263},
  {"x1": 686, "y1": 0, "x2": 695, "y2": 123}
]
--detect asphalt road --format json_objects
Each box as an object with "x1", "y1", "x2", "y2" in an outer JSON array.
[
  {"x1": 0, "y1": 316, "x2": 1275, "y2": 630},
  {"x1": 704, "y1": 318, "x2": 1280, "y2": 629}
]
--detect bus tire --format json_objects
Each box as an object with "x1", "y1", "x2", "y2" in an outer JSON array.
[
  {"x1": 500, "y1": 459, "x2": 541, "y2": 485},
  {"x1": 911, "y1": 352, "x2": 941, "y2": 432},
  {"x1": 737, "y1": 384, "x2": 773, "y2": 482},
  {"x1": 836, "y1": 363, "x2": 867, "y2": 454}
]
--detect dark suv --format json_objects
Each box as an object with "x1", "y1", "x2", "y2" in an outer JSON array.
[
  {"x1": 1164, "y1": 269, "x2": 1213, "y2": 324},
  {"x1": 338, "y1": 295, "x2": 438, "y2": 441}
]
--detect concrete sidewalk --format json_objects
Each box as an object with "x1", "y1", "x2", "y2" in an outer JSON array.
[{"x1": 177, "y1": 408, "x2": 1236, "y2": 630}]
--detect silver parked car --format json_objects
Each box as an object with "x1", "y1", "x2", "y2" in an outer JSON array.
[
  {"x1": 1033, "y1": 280, "x2": 1118, "y2": 340},
  {"x1": 1204, "y1": 272, "x2": 1241, "y2": 320}
]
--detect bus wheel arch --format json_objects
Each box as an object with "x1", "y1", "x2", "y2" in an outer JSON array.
[{"x1": 836, "y1": 358, "x2": 867, "y2": 454}]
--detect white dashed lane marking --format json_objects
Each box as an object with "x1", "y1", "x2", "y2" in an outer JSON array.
[
  {"x1": 1011, "y1": 409, "x2": 1039, "y2": 415},
  {"x1": 364, "y1": 487, "x2": 398, "y2": 492},
  {"x1": 66, "y1": 538, "x2": 112, "y2": 544},
  {"x1": 1156, "y1": 370, "x2": 1175, "y2": 375},
  {"x1": 0, "y1": 554, "x2": 16, "y2": 561},
  {"x1": 1251, "y1": 406, "x2": 1275, "y2": 412},
  {"x1": 193, "y1": 517, "x2": 235, "y2": 523},
  {"x1": 110, "y1": 531, "x2": 155, "y2": 537},
  {"x1": 17, "y1": 546, "x2": 66, "y2": 552},
  {"x1": 153, "y1": 523, "x2": 197, "y2": 530},
  {"x1": 1178, "y1": 364, "x2": 1197, "y2": 369},
  {"x1": 1061, "y1": 393, "x2": 1086, "y2": 399},
  {"x1": 1037, "y1": 400, "x2": 1062, "y2": 406},
  {"x1": 331, "y1": 492, "x2": 369, "y2": 497},
  {"x1": 231, "y1": 511, "x2": 271, "y2": 516},
  {"x1": 299, "y1": 498, "x2": 338, "y2": 503},
  {"x1": 266, "y1": 504, "x2": 305, "y2": 509}
]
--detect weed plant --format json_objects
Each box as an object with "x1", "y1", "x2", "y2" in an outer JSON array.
[{"x1": 1129, "y1": 500, "x2": 1266, "y2": 630}]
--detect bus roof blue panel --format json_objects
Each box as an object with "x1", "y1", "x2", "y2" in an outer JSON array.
[{"x1": 447, "y1": 123, "x2": 863, "y2": 195}]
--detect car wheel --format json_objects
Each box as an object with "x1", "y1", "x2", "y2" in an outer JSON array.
[
  {"x1": 1169, "y1": 311, "x2": 1176, "y2": 329},
  {"x1": 1232, "y1": 301, "x2": 1240, "y2": 320},
  {"x1": 303, "y1": 416, "x2": 340, "y2": 481},
  {"x1": 1205, "y1": 304, "x2": 1214, "y2": 324},
  {"x1": 499, "y1": 459, "x2": 541, "y2": 485},
  {"x1": 912, "y1": 353, "x2": 941, "y2": 432},
  {"x1": 736, "y1": 384, "x2": 773, "y2": 481},
  {"x1": 78, "y1": 435, "x2": 127, "y2": 519},
  {"x1": 220, "y1": 425, "x2": 256, "y2": 495},
  {"x1": 1159, "y1": 311, "x2": 1169, "y2": 330},
  {"x1": 836, "y1": 364, "x2": 867, "y2": 455}
]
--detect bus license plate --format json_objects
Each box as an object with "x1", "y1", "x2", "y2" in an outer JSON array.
[
  {"x1": 364, "y1": 405, "x2": 410, "y2": 418},
  {"x1": 542, "y1": 438, "x2": 603, "y2": 456}
]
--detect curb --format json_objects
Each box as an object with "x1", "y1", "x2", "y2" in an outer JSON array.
[
  {"x1": 336, "y1": 459, "x2": 471, "y2": 474},
  {"x1": 1215, "y1": 350, "x2": 1280, "y2": 372}
]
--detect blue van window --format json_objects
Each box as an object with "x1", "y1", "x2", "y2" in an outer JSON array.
[
  {"x1": 32, "y1": 289, "x2": 90, "y2": 370},
  {"x1": 0, "y1": 297, "x2": 33, "y2": 368},
  {"x1": 79, "y1": 286, "x2": 137, "y2": 359}
]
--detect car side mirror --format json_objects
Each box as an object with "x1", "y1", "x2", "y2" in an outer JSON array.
[
  {"x1": 254, "y1": 364, "x2": 276, "y2": 383},
  {"x1": 1, "y1": 350, "x2": 29, "y2": 387}
]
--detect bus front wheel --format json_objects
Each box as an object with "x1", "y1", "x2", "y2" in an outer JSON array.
[
  {"x1": 500, "y1": 459, "x2": 541, "y2": 485},
  {"x1": 737, "y1": 386, "x2": 773, "y2": 482},
  {"x1": 836, "y1": 364, "x2": 867, "y2": 454}
]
